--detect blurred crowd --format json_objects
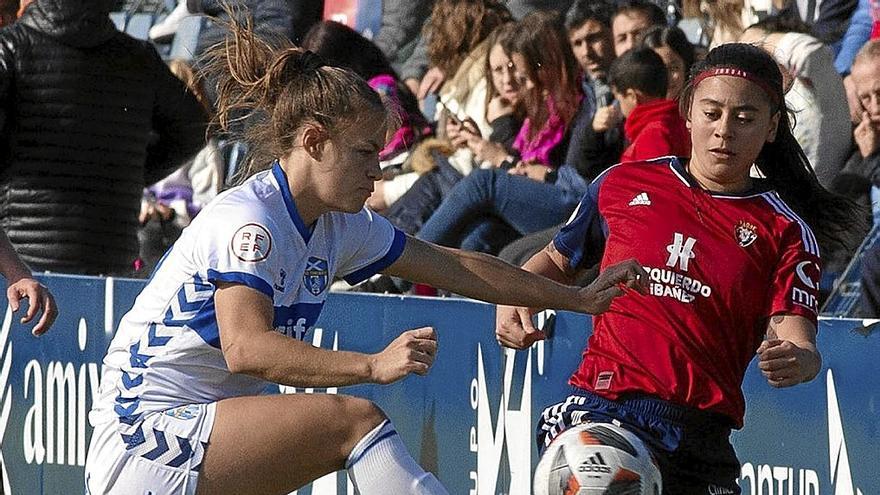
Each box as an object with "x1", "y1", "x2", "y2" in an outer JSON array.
[{"x1": 0, "y1": 0, "x2": 878, "y2": 315}]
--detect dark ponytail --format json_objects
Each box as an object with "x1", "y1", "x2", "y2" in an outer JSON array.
[
  {"x1": 200, "y1": 7, "x2": 393, "y2": 185},
  {"x1": 680, "y1": 43, "x2": 865, "y2": 255}
]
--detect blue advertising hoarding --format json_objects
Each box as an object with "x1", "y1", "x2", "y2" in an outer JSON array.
[{"x1": 1, "y1": 274, "x2": 877, "y2": 494}]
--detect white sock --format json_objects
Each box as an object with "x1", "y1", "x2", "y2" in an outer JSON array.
[{"x1": 346, "y1": 420, "x2": 449, "y2": 495}]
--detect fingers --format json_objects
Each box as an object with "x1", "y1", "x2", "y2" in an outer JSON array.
[
  {"x1": 596, "y1": 259, "x2": 649, "y2": 294},
  {"x1": 31, "y1": 290, "x2": 57, "y2": 336},
  {"x1": 495, "y1": 306, "x2": 544, "y2": 349},
  {"x1": 22, "y1": 283, "x2": 40, "y2": 323},
  {"x1": 6, "y1": 285, "x2": 20, "y2": 312}
]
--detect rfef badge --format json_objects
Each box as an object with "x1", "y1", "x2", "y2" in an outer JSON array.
[{"x1": 304, "y1": 257, "x2": 328, "y2": 296}]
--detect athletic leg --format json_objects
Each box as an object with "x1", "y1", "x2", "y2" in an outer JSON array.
[{"x1": 195, "y1": 393, "x2": 446, "y2": 495}]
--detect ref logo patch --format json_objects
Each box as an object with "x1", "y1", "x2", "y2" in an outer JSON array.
[
  {"x1": 304, "y1": 257, "x2": 329, "y2": 296},
  {"x1": 231, "y1": 223, "x2": 272, "y2": 262}
]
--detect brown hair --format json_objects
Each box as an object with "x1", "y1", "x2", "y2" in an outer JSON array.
[
  {"x1": 426, "y1": 0, "x2": 512, "y2": 77},
  {"x1": 503, "y1": 10, "x2": 582, "y2": 139},
  {"x1": 200, "y1": 12, "x2": 394, "y2": 185}
]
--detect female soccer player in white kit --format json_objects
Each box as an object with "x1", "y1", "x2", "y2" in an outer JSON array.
[{"x1": 84, "y1": 16, "x2": 647, "y2": 495}]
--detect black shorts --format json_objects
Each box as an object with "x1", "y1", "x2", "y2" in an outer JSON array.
[{"x1": 536, "y1": 388, "x2": 741, "y2": 495}]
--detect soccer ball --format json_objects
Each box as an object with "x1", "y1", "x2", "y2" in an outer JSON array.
[{"x1": 533, "y1": 422, "x2": 662, "y2": 495}]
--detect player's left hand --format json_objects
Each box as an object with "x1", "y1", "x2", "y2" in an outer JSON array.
[
  {"x1": 495, "y1": 304, "x2": 544, "y2": 349},
  {"x1": 756, "y1": 339, "x2": 821, "y2": 388},
  {"x1": 7, "y1": 277, "x2": 58, "y2": 336}
]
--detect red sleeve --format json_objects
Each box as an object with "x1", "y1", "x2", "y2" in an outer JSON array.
[
  {"x1": 627, "y1": 124, "x2": 676, "y2": 162},
  {"x1": 767, "y1": 221, "x2": 821, "y2": 325}
]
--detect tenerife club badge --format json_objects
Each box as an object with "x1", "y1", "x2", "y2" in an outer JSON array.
[
  {"x1": 735, "y1": 220, "x2": 758, "y2": 248},
  {"x1": 304, "y1": 257, "x2": 329, "y2": 296}
]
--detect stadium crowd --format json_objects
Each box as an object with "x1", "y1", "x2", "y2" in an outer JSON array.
[{"x1": 0, "y1": 0, "x2": 878, "y2": 313}]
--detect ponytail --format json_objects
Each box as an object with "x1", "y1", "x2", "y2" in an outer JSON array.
[{"x1": 200, "y1": 6, "x2": 392, "y2": 184}]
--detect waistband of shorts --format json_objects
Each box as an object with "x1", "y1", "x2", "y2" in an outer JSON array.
[{"x1": 570, "y1": 386, "x2": 735, "y2": 431}]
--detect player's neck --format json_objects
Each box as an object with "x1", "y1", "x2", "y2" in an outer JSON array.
[{"x1": 686, "y1": 159, "x2": 753, "y2": 194}]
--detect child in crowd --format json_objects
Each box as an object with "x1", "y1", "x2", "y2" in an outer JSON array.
[{"x1": 609, "y1": 47, "x2": 691, "y2": 162}]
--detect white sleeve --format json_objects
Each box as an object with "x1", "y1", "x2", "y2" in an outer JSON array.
[
  {"x1": 336, "y1": 208, "x2": 407, "y2": 285},
  {"x1": 196, "y1": 204, "x2": 283, "y2": 299}
]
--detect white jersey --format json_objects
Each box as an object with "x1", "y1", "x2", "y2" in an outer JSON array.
[{"x1": 90, "y1": 162, "x2": 406, "y2": 427}]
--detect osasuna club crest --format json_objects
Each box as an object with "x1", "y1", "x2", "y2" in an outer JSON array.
[
  {"x1": 304, "y1": 257, "x2": 329, "y2": 296},
  {"x1": 735, "y1": 220, "x2": 758, "y2": 247}
]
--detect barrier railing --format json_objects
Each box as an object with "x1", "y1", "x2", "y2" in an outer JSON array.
[{"x1": 1, "y1": 274, "x2": 877, "y2": 494}]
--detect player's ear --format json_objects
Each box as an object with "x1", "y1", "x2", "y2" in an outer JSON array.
[{"x1": 302, "y1": 125, "x2": 328, "y2": 161}]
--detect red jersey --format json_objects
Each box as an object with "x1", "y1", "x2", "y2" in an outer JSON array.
[{"x1": 554, "y1": 157, "x2": 821, "y2": 427}]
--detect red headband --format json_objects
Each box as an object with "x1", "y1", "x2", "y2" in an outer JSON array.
[{"x1": 691, "y1": 67, "x2": 781, "y2": 106}]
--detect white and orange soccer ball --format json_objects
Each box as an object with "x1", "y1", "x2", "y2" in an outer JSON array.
[{"x1": 533, "y1": 422, "x2": 662, "y2": 495}]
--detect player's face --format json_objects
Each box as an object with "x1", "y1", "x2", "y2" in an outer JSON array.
[
  {"x1": 316, "y1": 114, "x2": 387, "y2": 213},
  {"x1": 687, "y1": 75, "x2": 780, "y2": 192},
  {"x1": 488, "y1": 43, "x2": 520, "y2": 104}
]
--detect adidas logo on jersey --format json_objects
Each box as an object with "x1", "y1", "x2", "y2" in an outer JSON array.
[
  {"x1": 628, "y1": 192, "x2": 651, "y2": 206},
  {"x1": 578, "y1": 452, "x2": 612, "y2": 474}
]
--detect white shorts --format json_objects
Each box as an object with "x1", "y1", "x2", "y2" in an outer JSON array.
[{"x1": 85, "y1": 403, "x2": 216, "y2": 495}]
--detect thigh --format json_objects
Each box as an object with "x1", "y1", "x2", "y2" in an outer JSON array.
[{"x1": 196, "y1": 393, "x2": 384, "y2": 495}]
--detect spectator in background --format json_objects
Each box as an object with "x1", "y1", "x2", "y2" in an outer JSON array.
[
  {"x1": 418, "y1": 0, "x2": 512, "y2": 101},
  {"x1": 609, "y1": 47, "x2": 691, "y2": 162},
  {"x1": 740, "y1": 16, "x2": 852, "y2": 189},
  {"x1": 611, "y1": 0, "x2": 667, "y2": 55},
  {"x1": 846, "y1": 41, "x2": 880, "y2": 317},
  {"x1": 374, "y1": 0, "x2": 436, "y2": 96},
  {"x1": 378, "y1": 23, "x2": 521, "y2": 241},
  {"x1": 0, "y1": 0, "x2": 16, "y2": 27},
  {"x1": 640, "y1": 25, "x2": 695, "y2": 100},
  {"x1": 0, "y1": 0, "x2": 207, "y2": 276},
  {"x1": 415, "y1": 11, "x2": 585, "y2": 256},
  {"x1": 564, "y1": 0, "x2": 624, "y2": 181}
]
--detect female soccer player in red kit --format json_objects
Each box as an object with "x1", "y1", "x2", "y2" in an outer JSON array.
[{"x1": 496, "y1": 43, "x2": 861, "y2": 493}]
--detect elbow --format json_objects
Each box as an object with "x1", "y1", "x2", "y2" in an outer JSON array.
[{"x1": 223, "y1": 340, "x2": 261, "y2": 376}]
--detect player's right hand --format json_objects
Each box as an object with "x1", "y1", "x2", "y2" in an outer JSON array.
[
  {"x1": 578, "y1": 259, "x2": 648, "y2": 314},
  {"x1": 495, "y1": 305, "x2": 544, "y2": 350},
  {"x1": 369, "y1": 326, "x2": 437, "y2": 384},
  {"x1": 7, "y1": 277, "x2": 58, "y2": 336}
]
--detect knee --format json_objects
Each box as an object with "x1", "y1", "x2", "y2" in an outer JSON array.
[{"x1": 330, "y1": 396, "x2": 386, "y2": 453}]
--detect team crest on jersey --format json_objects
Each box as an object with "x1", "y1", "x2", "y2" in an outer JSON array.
[
  {"x1": 735, "y1": 220, "x2": 758, "y2": 247},
  {"x1": 231, "y1": 223, "x2": 272, "y2": 262},
  {"x1": 304, "y1": 257, "x2": 329, "y2": 296}
]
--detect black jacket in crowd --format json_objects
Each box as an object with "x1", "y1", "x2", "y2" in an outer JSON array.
[{"x1": 0, "y1": 0, "x2": 207, "y2": 276}]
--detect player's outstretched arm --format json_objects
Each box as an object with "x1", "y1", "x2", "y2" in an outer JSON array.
[
  {"x1": 0, "y1": 229, "x2": 57, "y2": 335},
  {"x1": 215, "y1": 282, "x2": 437, "y2": 387},
  {"x1": 757, "y1": 314, "x2": 822, "y2": 388},
  {"x1": 383, "y1": 235, "x2": 647, "y2": 315}
]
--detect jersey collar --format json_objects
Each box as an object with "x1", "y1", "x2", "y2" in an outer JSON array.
[
  {"x1": 271, "y1": 161, "x2": 314, "y2": 243},
  {"x1": 668, "y1": 157, "x2": 773, "y2": 198}
]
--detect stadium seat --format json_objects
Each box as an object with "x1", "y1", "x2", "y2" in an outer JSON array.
[
  {"x1": 109, "y1": 11, "x2": 127, "y2": 31},
  {"x1": 821, "y1": 223, "x2": 880, "y2": 316},
  {"x1": 125, "y1": 12, "x2": 153, "y2": 40},
  {"x1": 169, "y1": 15, "x2": 203, "y2": 61}
]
